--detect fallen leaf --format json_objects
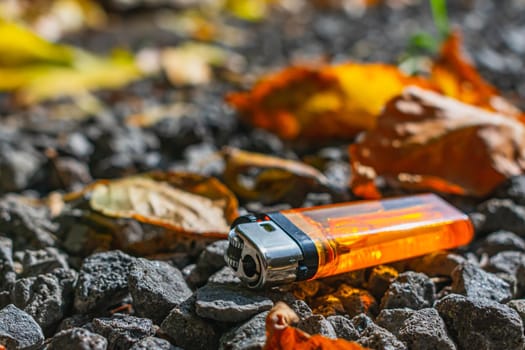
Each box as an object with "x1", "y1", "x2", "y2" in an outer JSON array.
[
  {"x1": 349, "y1": 87, "x2": 525, "y2": 198},
  {"x1": 224, "y1": 0, "x2": 271, "y2": 21},
  {"x1": 0, "y1": 21, "x2": 142, "y2": 104},
  {"x1": 264, "y1": 302, "x2": 367, "y2": 350},
  {"x1": 226, "y1": 63, "x2": 432, "y2": 140},
  {"x1": 222, "y1": 147, "x2": 333, "y2": 203},
  {"x1": 79, "y1": 172, "x2": 238, "y2": 238},
  {"x1": 431, "y1": 31, "x2": 523, "y2": 118}
]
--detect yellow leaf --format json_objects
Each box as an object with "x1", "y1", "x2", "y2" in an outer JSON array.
[{"x1": 225, "y1": 0, "x2": 269, "y2": 21}]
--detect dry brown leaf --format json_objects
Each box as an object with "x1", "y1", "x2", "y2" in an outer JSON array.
[
  {"x1": 349, "y1": 87, "x2": 525, "y2": 198},
  {"x1": 85, "y1": 171, "x2": 238, "y2": 238},
  {"x1": 431, "y1": 31, "x2": 523, "y2": 119},
  {"x1": 264, "y1": 302, "x2": 367, "y2": 350},
  {"x1": 222, "y1": 147, "x2": 332, "y2": 203},
  {"x1": 226, "y1": 64, "x2": 432, "y2": 141}
]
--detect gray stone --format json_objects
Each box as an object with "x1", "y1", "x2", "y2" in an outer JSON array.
[
  {"x1": 0, "y1": 304, "x2": 44, "y2": 350},
  {"x1": 485, "y1": 251, "x2": 525, "y2": 275},
  {"x1": 182, "y1": 263, "x2": 210, "y2": 288},
  {"x1": 0, "y1": 237, "x2": 15, "y2": 295},
  {"x1": 288, "y1": 299, "x2": 313, "y2": 319},
  {"x1": 380, "y1": 271, "x2": 435, "y2": 310},
  {"x1": 219, "y1": 311, "x2": 268, "y2": 350},
  {"x1": 161, "y1": 298, "x2": 218, "y2": 350},
  {"x1": 130, "y1": 337, "x2": 180, "y2": 350},
  {"x1": 22, "y1": 247, "x2": 69, "y2": 277},
  {"x1": 0, "y1": 144, "x2": 43, "y2": 193},
  {"x1": 436, "y1": 294, "x2": 524, "y2": 350},
  {"x1": 195, "y1": 283, "x2": 273, "y2": 323},
  {"x1": 495, "y1": 175, "x2": 525, "y2": 205},
  {"x1": 407, "y1": 252, "x2": 466, "y2": 277},
  {"x1": 351, "y1": 314, "x2": 407, "y2": 350},
  {"x1": 327, "y1": 315, "x2": 359, "y2": 341},
  {"x1": 74, "y1": 251, "x2": 134, "y2": 313},
  {"x1": 12, "y1": 268, "x2": 76, "y2": 333},
  {"x1": 477, "y1": 199, "x2": 525, "y2": 236},
  {"x1": 128, "y1": 258, "x2": 192, "y2": 324},
  {"x1": 208, "y1": 266, "x2": 241, "y2": 285},
  {"x1": 451, "y1": 262, "x2": 513, "y2": 303},
  {"x1": 196, "y1": 240, "x2": 228, "y2": 272},
  {"x1": 48, "y1": 327, "x2": 107, "y2": 350},
  {"x1": 297, "y1": 314, "x2": 337, "y2": 338},
  {"x1": 507, "y1": 299, "x2": 525, "y2": 326},
  {"x1": 92, "y1": 315, "x2": 155, "y2": 350},
  {"x1": 397, "y1": 308, "x2": 456, "y2": 350},
  {"x1": 477, "y1": 231, "x2": 525, "y2": 256},
  {"x1": 376, "y1": 308, "x2": 415, "y2": 337},
  {"x1": 367, "y1": 265, "x2": 398, "y2": 300}
]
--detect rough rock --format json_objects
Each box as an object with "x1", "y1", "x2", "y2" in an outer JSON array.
[
  {"x1": 436, "y1": 294, "x2": 524, "y2": 350},
  {"x1": 450, "y1": 262, "x2": 513, "y2": 302},
  {"x1": 21, "y1": 247, "x2": 69, "y2": 277},
  {"x1": 161, "y1": 298, "x2": 218, "y2": 350},
  {"x1": 0, "y1": 304, "x2": 44, "y2": 350},
  {"x1": 92, "y1": 315, "x2": 155, "y2": 350},
  {"x1": 351, "y1": 314, "x2": 407, "y2": 350},
  {"x1": 288, "y1": 299, "x2": 313, "y2": 319},
  {"x1": 297, "y1": 314, "x2": 337, "y2": 338},
  {"x1": 380, "y1": 271, "x2": 435, "y2": 310},
  {"x1": 406, "y1": 252, "x2": 466, "y2": 277},
  {"x1": 195, "y1": 283, "x2": 273, "y2": 323},
  {"x1": 74, "y1": 251, "x2": 134, "y2": 313},
  {"x1": 311, "y1": 294, "x2": 345, "y2": 316},
  {"x1": 376, "y1": 308, "x2": 415, "y2": 336},
  {"x1": 367, "y1": 265, "x2": 398, "y2": 300},
  {"x1": 196, "y1": 240, "x2": 228, "y2": 272},
  {"x1": 12, "y1": 268, "x2": 77, "y2": 333},
  {"x1": 182, "y1": 264, "x2": 211, "y2": 288},
  {"x1": 130, "y1": 337, "x2": 180, "y2": 350},
  {"x1": 327, "y1": 315, "x2": 360, "y2": 341},
  {"x1": 485, "y1": 251, "x2": 525, "y2": 276},
  {"x1": 219, "y1": 311, "x2": 268, "y2": 350},
  {"x1": 476, "y1": 231, "x2": 525, "y2": 256},
  {"x1": 0, "y1": 143, "x2": 43, "y2": 193},
  {"x1": 47, "y1": 327, "x2": 107, "y2": 350},
  {"x1": 507, "y1": 299, "x2": 525, "y2": 326},
  {"x1": 207, "y1": 266, "x2": 241, "y2": 285},
  {"x1": 397, "y1": 308, "x2": 457, "y2": 350},
  {"x1": 495, "y1": 175, "x2": 525, "y2": 205},
  {"x1": 334, "y1": 284, "x2": 378, "y2": 317},
  {"x1": 477, "y1": 199, "x2": 525, "y2": 236},
  {"x1": 0, "y1": 237, "x2": 15, "y2": 307},
  {"x1": 128, "y1": 258, "x2": 192, "y2": 324}
]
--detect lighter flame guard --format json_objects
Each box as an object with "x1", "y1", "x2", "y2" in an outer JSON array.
[{"x1": 225, "y1": 194, "x2": 473, "y2": 288}]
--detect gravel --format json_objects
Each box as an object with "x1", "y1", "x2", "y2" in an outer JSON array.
[
  {"x1": 0, "y1": 304, "x2": 44, "y2": 350},
  {"x1": 46, "y1": 327, "x2": 108, "y2": 350}
]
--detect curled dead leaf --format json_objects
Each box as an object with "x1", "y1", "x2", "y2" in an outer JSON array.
[
  {"x1": 226, "y1": 63, "x2": 432, "y2": 140},
  {"x1": 78, "y1": 171, "x2": 238, "y2": 238},
  {"x1": 350, "y1": 87, "x2": 525, "y2": 198},
  {"x1": 222, "y1": 147, "x2": 334, "y2": 204},
  {"x1": 264, "y1": 302, "x2": 367, "y2": 350}
]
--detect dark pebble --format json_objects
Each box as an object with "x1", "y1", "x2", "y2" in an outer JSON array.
[
  {"x1": 485, "y1": 251, "x2": 525, "y2": 276},
  {"x1": 0, "y1": 237, "x2": 16, "y2": 306},
  {"x1": 507, "y1": 299, "x2": 525, "y2": 326},
  {"x1": 297, "y1": 314, "x2": 337, "y2": 338},
  {"x1": 161, "y1": 298, "x2": 218, "y2": 350},
  {"x1": 74, "y1": 251, "x2": 135, "y2": 313},
  {"x1": 195, "y1": 240, "x2": 229, "y2": 272},
  {"x1": 310, "y1": 294, "x2": 345, "y2": 316},
  {"x1": 397, "y1": 308, "x2": 456, "y2": 350},
  {"x1": 0, "y1": 143, "x2": 44, "y2": 193},
  {"x1": 219, "y1": 311, "x2": 268, "y2": 350},
  {"x1": 12, "y1": 268, "x2": 76, "y2": 333},
  {"x1": 207, "y1": 266, "x2": 241, "y2": 285},
  {"x1": 0, "y1": 304, "x2": 44, "y2": 350},
  {"x1": 21, "y1": 247, "x2": 69, "y2": 277},
  {"x1": 380, "y1": 271, "x2": 435, "y2": 310},
  {"x1": 351, "y1": 313, "x2": 407, "y2": 350},
  {"x1": 92, "y1": 314, "x2": 155, "y2": 350},
  {"x1": 436, "y1": 294, "x2": 525, "y2": 350},
  {"x1": 477, "y1": 231, "x2": 525, "y2": 256},
  {"x1": 494, "y1": 175, "x2": 525, "y2": 205},
  {"x1": 327, "y1": 315, "x2": 360, "y2": 341},
  {"x1": 47, "y1": 327, "x2": 107, "y2": 350},
  {"x1": 406, "y1": 252, "x2": 466, "y2": 277},
  {"x1": 367, "y1": 265, "x2": 398, "y2": 300},
  {"x1": 450, "y1": 262, "x2": 513, "y2": 302},
  {"x1": 477, "y1": 199, "x2": 525, "y2": 236},
  {"x1": 194, "y1": 283, "x2": 273, "y2": 323},
  {"x1": 130, "y1": 337, "x2": 180, "y2": 350},
  {"x1": 333, "y1": 284, "x2": 378, "y2": 317},
  {"x1": 128, "y1": 258, "x2": 192, "y2": 324},
  {"x1": 376, "y1": 308, "x2": 415, "y2": 337}
]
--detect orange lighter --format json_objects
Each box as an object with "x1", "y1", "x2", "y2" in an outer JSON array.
[{"x1": 225, "y1": 194, "x2": 473, "y2": 288}]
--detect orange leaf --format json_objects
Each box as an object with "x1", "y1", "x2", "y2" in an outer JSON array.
[
  {"x1": 350, "y1": 87, "x2": 525, "y2": 198},
  {"x1": 431, "y1": 31, "x2": 522, "y2": 119},
  {"x1": 227, "y1": 63, "x2": 432, "y2": 141},
  {"x1": 264, "y1": 302, "x2": 367, "y2": 350}
]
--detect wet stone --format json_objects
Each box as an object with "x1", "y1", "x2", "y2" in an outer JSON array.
[
  {"x1": 130, "y1": 337, "x2": 180, "y2": 350},
  {"x1": 0, "y1": 304, "x2": 44, "y2": 350},
  {"x1": 476, "y1": 231, "x2": 525, "y2": 256},
  {"x1": 74, "y1": 251, "x2": 135, "y2": 313},
  {"x1": 376, "y1": 308, "x2": 415, "y2": 337},
  {"x1": 351, "y1": 314, "x2": 407, "y2": 350},
  {"x1": 128, "y1": 258, "x2": 192, "y2": 324},
  {"x1": 219, "y1": 311, "x2": 268, "y2": 350},
  {"x1": 12, "y1": 268, "x2": 77, "y2": 333},
  {"x1": 477, "y1": 199, "x2": 525, "y2": 236},
  {"x1": 380, "y1": 271, "x2": 435, "y2": 310},
  {"x1": 397, "y1": 308, "x2": 456, "y2": 350},
  {"x1": 367, "y1": 265, "x2": 398, "y2": 300},
  {"x1": 334, "y1": 284, "x2": 378, "y2": 317},
  {"x1": 406, "y1": 252, "x2": 466, "y2": 277},
  {"x1": 161, "y1": 298, "x2": 218, "y2": 350},
  {"x1": 195, "y1": 283, "x2": 273, "y2": 323},
  {"x1": 297, "y1": 314, "x2": 337, "y2": 338},
  {"x1": 21, "y1": 247, "x2": 69, "y2": 277},
  {"x1": 451, "y1": 262, "x2": 513, "y2": 303},
  {"x1": 92, "y1": 314, "x2": 155, "y2": 350},
  {"x1": 47, "y1": 327, "x2": 107, "y2": 350},
  {"x1": 436, "y1": 294, "x2": 525, "y2": 350},
  {"x1": 327, "y1": 315, "x2": 359, "y2": 341}
]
